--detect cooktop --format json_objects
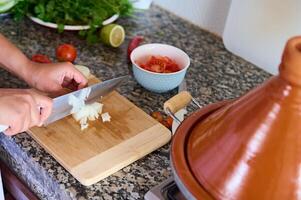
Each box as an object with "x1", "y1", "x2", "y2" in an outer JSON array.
[{"x1": 144, "y1": 177, "x2": 186, "y2": 200}]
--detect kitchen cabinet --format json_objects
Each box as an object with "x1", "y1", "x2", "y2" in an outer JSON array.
[{"x1": 0, "y1": 160, "x2": 38, "y2": 200}]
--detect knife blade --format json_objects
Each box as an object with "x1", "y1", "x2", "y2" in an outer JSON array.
[{"x1": 43, "y1": 75, "x2": 129, "y2": 126}]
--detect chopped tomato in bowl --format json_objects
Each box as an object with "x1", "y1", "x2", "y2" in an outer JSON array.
[
  {"x1": 130, "y1": 43, "x2": 190, "y2": 93},
  {"x1": 138, "y1": 56, "x2": 181, "y2": 73}
]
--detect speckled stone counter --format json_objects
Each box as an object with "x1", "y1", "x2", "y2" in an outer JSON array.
[{"x1": 0, "y1": 5, "x2": 271, "y2": 200}]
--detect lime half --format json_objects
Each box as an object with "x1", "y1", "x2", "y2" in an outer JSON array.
[
  {"x1": 0, "y1": 0, "x2": 15, "y2": 13},
  {"x1": 0, "y1": 0, "x2": 13, "y2": 5},
  {"x1": 100, "y1": 24, "x2": 125, "y2": 47}
]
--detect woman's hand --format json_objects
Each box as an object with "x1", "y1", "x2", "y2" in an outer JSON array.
[
  {"x1": 25, "y1": 61, "x2": 88, "y2": 95},
  {"x1": 0, "y1": 34, "x2": 88, "y2": 96},
  {"x1": 0, "y1": 89, "x2": 53, "y2": 136}
]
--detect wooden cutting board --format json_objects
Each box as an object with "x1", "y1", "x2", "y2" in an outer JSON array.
[{"x1": 28, "y1": 75, "x2": 171, "y2": 186}]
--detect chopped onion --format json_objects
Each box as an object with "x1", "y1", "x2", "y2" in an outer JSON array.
[
  {"x1": 68, "y1": 89, "x2": 108, "y2": 130},
  {"x1": 78, "y1": 87, "x2": 91, "y2": 101},
  {"x1": 68, "y1": 95, "x2": 85, "y2": 113},
  {"x1": 72, "y1": 102, "x2": 103, "y2": 130},
  {"x1": 101, "y1": 112, "x2": 111, "y2": 122},
  {"x1": 68, "y1": 87, "x2": 91, "y2": 114}
]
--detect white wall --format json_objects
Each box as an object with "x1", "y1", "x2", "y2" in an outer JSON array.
[
  {"x1": 223, "y1": 0, "x2": 301, "y2": 75},
  {"x1": 153, "y1": 0, "x2": 232, "y2": 36}
]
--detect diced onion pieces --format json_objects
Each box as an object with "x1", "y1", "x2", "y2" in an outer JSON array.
[
  {"x1": 101, "y1": 112, "x2": 111, "y2": 122},
  {"x1": 78, "y1": 87, "x2": 91, "y2": 100},
  {"x1": 72, "y1": 102, "x2": 103, "y2": 130},
  {"x1": 68, "y1": 89, "x2": 109, "y2": 131},
  {"x1": 69, "y1": 95, "x2": 85, "y2": 113},
  {"x1": 68, "y1": 65, "x2": 111, "y2": 130}
]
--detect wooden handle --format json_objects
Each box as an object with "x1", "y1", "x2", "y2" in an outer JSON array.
[{"x1": 164, "y1": 91, "x2": 192, "y2": 114}]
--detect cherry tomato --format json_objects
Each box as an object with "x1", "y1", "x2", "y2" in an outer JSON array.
[
  {"x1": 165, "y1": 116, "x2": 173, "y2": 128},
  {"x1": 31, "y1": 54, "x2": 52, "y2": 63},
  {"x1": 127, "y1": 36, "x2": 143, "y2": 61},
  {"x1": 56, "y1": 44, "x2": 77, "y2": 62},
  {"x1": 161, "y1": 120, "x2": 171, "y2": 129},
  {"x1": 151, "y1": 111, "x2": 164, "y2": 122}
]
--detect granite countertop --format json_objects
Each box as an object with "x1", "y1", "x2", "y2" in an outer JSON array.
[{"x1": 0, "y1": 5, "x2": 270, "y2": 200}]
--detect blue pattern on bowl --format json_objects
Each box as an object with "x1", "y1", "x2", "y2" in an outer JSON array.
[{"x1": 132, "y1": 64, "x2": 188, "y2": 93}]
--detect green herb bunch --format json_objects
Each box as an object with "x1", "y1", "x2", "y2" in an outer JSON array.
[{"x1": 12, "y1": 0, "x2": 133, "y2": 43}]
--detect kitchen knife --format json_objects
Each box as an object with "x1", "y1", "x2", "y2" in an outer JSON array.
[{"x1": 44, "y1": 75, "x2": 129, "y2": 126}]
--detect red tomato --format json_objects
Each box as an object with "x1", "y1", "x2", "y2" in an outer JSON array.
[
  {"x1": 127, "y1": 36, "x2": 143, "y2": 61},
  {"x1": 138, "y1": 55, "x2": 180, "y2": 73},
  {"x1": 165, "y1": 116, "x2": 173, "y2": 128},
  {"x1": 56, "y1": 44, "x2": 77, "y2": 62},
  {"x1": 150, "y1": 64, "x2": 165, "y2": 73},
  {"x1": 161, "y1": 120, "x2": 170, "y2": 129},
  {"x1": 151, "y1": 111, "x2": 164, "y2": 122},
  {"x1": 31, "y1": 54, "x2": 52, "y2": 63}
]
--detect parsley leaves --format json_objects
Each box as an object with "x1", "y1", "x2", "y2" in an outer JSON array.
[{"x1": 12, "y1": 0, "x2": 133, "y2": 43}]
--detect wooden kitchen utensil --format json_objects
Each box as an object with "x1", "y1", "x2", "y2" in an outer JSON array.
[
  {"x1": 28, "y1": 75, "x2": 171, "y2": 186},
  {"x1": 170, "y1": 36, "x2": 301, "y2": 199}
]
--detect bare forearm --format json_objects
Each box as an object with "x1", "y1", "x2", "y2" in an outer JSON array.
[{"x1": 0, "y1": 33, "x2": 32, "y2": 81}]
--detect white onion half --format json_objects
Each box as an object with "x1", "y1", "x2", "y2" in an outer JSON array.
[{"x1": 75, "y1": 65, "x2": 91, "y2": 79}]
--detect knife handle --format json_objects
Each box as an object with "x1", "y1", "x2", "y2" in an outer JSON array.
[
  {"x1": 164, "y1": 91, "x2": 192, "y2": 114},
  {"x1": 0, "y1": 125, "x2": 8, "y2": 133}
]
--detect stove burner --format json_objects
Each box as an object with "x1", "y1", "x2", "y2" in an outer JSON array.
[{"x1": 144, "y1": 177, "x2": 186, "y2": 200}]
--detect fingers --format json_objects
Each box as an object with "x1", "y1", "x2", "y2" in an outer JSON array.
[
  {"x1": 26, "y1": 61, "x2": 88, "y2": 94},
  {"x1": 4, "y1": 126, "x2": 23, "y2": 136},
  {"x1": 0, "y1": 89, "x2": 53, "y2": 136},
  {"x1": 22, "y1": 92, "x2": 41, "y2": 127},
  {"x1": 62, "y1": 77, "x2": 78, "y2": 91},
  {"x1": 67, "y1": 63, "x2": 88, "y2": 89},
  {"x1": 4, "y1": 128, "x2": 14, "y2": 136},
  {"x1": 61, "y1": 63, "x2": 88, "y2": 90},
  {"x1": 73, "y1": 71, "x2": 88, "y2": 89},
  {"x1": 1, "y1": 94, "x2": 34, "y2": 135},
  {"x1": 37, "y1": 98, "x2": 53, "y2": 126},
  {"x1": 28, "y1": 89, "x2": 53, "y2": 126}
]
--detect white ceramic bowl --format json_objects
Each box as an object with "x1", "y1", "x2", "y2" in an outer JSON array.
[
  {"x1": 130, "y1": 43, "x2": 190, "y2": 93},
  {"x1": 28, "y1": 14, "x2": 119, "y2": 31}
]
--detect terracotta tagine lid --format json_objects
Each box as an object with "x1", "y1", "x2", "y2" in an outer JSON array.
[{"x1": 171, "y1": 36, "x2": 301, "y2": 199}]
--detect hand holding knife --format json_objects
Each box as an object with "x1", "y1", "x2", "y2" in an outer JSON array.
[{"x1": 0, "y1": 75, "x2": 129, "y2": 133}]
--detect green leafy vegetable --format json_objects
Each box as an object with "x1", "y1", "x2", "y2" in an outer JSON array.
[{"x1": 12, "y1": 0, "x2": 133, "y2": 43}]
